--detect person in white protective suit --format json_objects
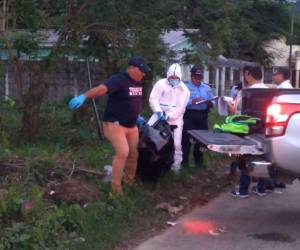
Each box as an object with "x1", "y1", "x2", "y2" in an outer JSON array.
[{"x1": 148, "y1": 63, "x2": 190, "y2": 172}]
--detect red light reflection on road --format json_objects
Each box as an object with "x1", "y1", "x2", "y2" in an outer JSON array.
[{"x1": 183, "y1": 220, "x2": 215, "y2": 235}]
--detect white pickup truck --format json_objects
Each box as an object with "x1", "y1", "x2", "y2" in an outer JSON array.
[{"x1": 188, "y1": 88, "x2": 300, "y2": 183}]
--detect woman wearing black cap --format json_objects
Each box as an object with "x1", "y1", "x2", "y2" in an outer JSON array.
[{"x1": 68, "y1": 56, "x2": 150, "y2": 195}]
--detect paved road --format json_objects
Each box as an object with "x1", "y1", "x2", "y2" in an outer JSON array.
[{"x1": 135, "y1": 181, "x2": 300, "y2": 250}]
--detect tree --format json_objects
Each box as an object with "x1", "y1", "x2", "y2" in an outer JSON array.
[
  {"x1": 0, "y1": 0, "x2": 92, "y2": 141},
  {"x1": 180, "y1": 0, "x2": 293, "y2": 66},
  {"x1": 0, "y1": 0, "x2": 180, "y2": 141},
  {"x1": 2, "y1": 0, "x2": 297, "y2": 142}
]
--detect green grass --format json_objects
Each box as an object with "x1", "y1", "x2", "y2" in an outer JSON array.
[
  {"x1": 0, "y1": 102, "x2": 228, "y2": 250},
  {"x1": 74, "y1": 142, "x2": 113, "y2": 168},
  {"x1": 73, "y1": 186, "x2": 155, "y2": 250},
  {"x1": 208, "y1": 107, "x2": 225, "y2": 129}
]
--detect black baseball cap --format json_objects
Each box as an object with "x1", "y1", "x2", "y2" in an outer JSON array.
[
  {"x1": 128, "y1": 56, "x2": 150, "y2": 73},
  {"x1": 190, "y1": 64, "x2": 204, "y2": 78}
]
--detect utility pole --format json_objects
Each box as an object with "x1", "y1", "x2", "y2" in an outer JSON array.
[
  {"x1": 288, "y1": 0, "x2": 297, "y2": 71},
  {"x1": 289, "y1": 10, "x2": 295, "y2": 70}
]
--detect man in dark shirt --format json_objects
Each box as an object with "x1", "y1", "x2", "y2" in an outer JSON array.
[{"x1": 69, "y1": 56, "x2": 150, "y2": 195}]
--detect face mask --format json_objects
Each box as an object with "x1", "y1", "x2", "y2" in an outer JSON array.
[{"x1": 168, "y1": 79, "x2": 180, "y2": 87}]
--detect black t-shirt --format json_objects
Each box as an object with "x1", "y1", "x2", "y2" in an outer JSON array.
[{"x1": 103, "y1": 72, "x2": 143, "y2": 128}]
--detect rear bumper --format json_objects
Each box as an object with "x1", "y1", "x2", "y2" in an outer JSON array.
[
  {"x1": 187, "y1": 129, "x2": 300, "y2": 179},
  {"x1": 249, "y1": 160, "x2": 272, "y2": 178}
]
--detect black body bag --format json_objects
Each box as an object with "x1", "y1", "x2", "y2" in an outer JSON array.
[{"x1": 137, "y1": 120, "x2": 175, "y2": 181}]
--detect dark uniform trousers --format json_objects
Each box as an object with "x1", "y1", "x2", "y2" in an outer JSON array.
[{"x1": 182, "y1": 109, "x2": 209, "y2": 166}]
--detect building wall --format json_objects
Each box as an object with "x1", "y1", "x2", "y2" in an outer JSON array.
[{"x1": 265, "y1": 39, "x2": 300, "y2": 67}]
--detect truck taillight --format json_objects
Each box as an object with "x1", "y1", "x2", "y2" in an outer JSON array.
[{"x1": 265, "y1": 103, "x2": 299, "y2": 137}]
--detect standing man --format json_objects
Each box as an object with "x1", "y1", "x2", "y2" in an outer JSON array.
[
  {"x1": 270, "y1": 66, "x2": 292, "y2": 189},
  {"x1": 228, "y1": 66, "x2": 267, "y2": 115},
  {"x1": 272, "y1": 67, "x2": 293, "y2": 89},
  {"x1": 68, "y1": 56, "x2": 150, "y2": 195},
  {"x1": 182, "y1": 64, "x2": 214, "y2": 168},
  {"x1": 229, "y1": 66, "x2": 269, "y2": 198},
  {"x1": 149, "y1": 63, "x2": 190, "y2": 173}
]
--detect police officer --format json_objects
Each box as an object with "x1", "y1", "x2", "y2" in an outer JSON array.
[{"x1": 182, "y1": 65, "x2": 214, "y2": 167}]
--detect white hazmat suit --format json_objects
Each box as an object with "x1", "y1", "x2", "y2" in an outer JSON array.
[{"x1": 149, "y1": 63, "x2": 190, "y2": 171}]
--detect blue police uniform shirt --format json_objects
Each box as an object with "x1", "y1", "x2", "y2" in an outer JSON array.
[
  {"x1": 185, "y1": 81, "x2": 214, "y2": 111},
  {"x1": 103, "y1": 72, "x2": 143, "y2": 128}
]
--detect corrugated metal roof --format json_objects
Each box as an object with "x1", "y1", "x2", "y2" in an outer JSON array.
[
  {"x1": 161, "y1": 29, "x2": 198, "y2": 48},
  {"x1": 216, "y1": 55, "x2": 259, "y2": 68}
]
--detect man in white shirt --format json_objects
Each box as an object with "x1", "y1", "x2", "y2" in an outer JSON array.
[
  {"x1": 229, "y1": 66, "x2": 269, "y2": 198},
  {"x1": 272, "y1": 67, "x2": 293, "y2": 89},
  {"x1": 244, "y1": 66, "x2": 268, "y2": 89},
  {"x1": 229, "y1": 66, "x2": 268, "y2": 114}
]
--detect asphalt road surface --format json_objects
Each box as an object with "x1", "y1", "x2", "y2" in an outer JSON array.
[{"x1": 135, "y1": 180, "x2": 300, "y2": 250}]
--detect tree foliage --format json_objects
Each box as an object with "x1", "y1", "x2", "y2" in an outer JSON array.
[
  {"x1": 181, "y1": 0, "x2": 293, "y2": 65},
  {"x1": 0, "y1": 0, "x2": 299, "y2": 141}
]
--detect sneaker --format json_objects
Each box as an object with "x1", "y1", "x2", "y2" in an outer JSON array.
[
  {"x1": 231, "y1": 191, "x2": 249, "y2": 198},
  {"x1": 252, "y1": 186, "x2": 267, "y2": 197},
  {"x1": 274, "y1": 189, "x2": 283, "y2": 194}
]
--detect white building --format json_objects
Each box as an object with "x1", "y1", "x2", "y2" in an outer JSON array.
[{"x1": 265, "y1": 38, "x2": 300, "y2": 87}]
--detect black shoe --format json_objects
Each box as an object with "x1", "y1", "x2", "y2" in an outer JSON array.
[{"x1": 274, "y1": 182, "x2": 286, "y2": 189}]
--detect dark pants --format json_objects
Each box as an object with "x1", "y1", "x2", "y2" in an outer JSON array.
[
  {"x1": 230, "y1": 158, "x2": 250, "y2": 195},
  {"x1": 256, "y1": 178, "x2": 267, "y2": 193},
  {"x1": 182, "y1": 109, "x2": 209, "y2": 166},
  {"x1": 230, "y1": 158, "x2": 266, "y2": 195},
  {"x1": 239, "y1": 177, "x2": 266, "y2": 194}
]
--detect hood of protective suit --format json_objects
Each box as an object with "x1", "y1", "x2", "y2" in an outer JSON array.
[{"x1": 167, "y1": 63, "x2": 182, "y2": 80}]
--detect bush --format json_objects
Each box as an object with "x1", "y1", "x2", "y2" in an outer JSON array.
[
  {"x1": 0, "y1": 100, "x2": 104, "y2": 147},
  {"x1": 0, "y1": 188, "x2": 85, "y2": 250}
]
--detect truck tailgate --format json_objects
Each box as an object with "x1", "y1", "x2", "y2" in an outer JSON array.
[{"x1": 188, "y1": 130, "x2": 264, "y2": 155}]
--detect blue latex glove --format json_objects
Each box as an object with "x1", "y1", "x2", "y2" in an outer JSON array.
[
  {"x1": 155, "y1": 112, "x2": 168, "y2": 121},
  {"x1": 136, "y1": 115, "x2": 146, "y2": 126},
  {"x1": 68, "y1": 94, "x2": 87, "y2": 109}
]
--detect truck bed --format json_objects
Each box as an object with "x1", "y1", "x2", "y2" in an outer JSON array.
[
  {"x1": 188, "y1": 130, "x2": 265, "y2": 155},
  {"x1": 189, "y1": 88, "x2": 300, "y2": 157}
]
